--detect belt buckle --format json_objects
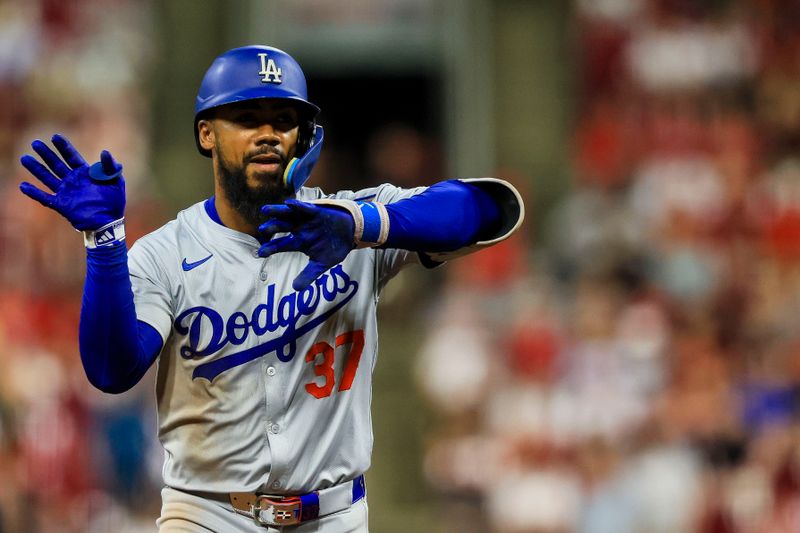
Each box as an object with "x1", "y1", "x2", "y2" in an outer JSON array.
[{"x1": 252, "y1": 495, "x2": 302, "y2": 527}]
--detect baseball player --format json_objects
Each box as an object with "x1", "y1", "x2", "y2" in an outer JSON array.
[{"x1": 18, "y1": 45, "x2": 524, "y2": 532}]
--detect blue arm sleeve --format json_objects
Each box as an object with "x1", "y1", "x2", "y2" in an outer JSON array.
[
  {"x1": 79, "y1": 242, "x2": 163, "y2": 394},
  {"x1": 382, "y1": 180, "x2": 502, "y2": 251}
]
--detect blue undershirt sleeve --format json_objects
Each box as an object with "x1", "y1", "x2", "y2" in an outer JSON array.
[
  {"x1": 80, "y1": 242, "x2": 163, "y2": 394},
  {"x1": 381, "y1": 179, "x2": 502, "y2": 251}
]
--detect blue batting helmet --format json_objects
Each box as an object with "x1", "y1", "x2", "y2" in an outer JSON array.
[{"x1": 194, "y1": 45, "x2": 321, "y2": 158}]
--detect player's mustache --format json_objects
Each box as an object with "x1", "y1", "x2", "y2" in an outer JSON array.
[{"x1": 245, "y1": 147, "x2": 287, "y2": 166}]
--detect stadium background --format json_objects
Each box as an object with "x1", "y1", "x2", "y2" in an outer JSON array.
[{"x1": 1, "y1": 0, "x2": 799, "y2": 531}]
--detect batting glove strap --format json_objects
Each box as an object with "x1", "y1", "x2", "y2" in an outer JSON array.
[
  {"x1": 83, "y1": 217, "x2": 126, "y2": 249},
  {"x1": 310, "y1": 199, "x2": 389, "y2": 248}
]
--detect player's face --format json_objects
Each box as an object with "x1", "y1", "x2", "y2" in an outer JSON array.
[
  {"x1": 202, "y1": 100, "x2": 300, "y2": 185},
  {"x1": 199, "y1": 99, "x2": 301, "y2": 226}
]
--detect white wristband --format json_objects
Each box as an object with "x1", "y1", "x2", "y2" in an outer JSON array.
[
  {"x1": 311, "y1": 199, "x2": 390, "y2": 248},
  {"x1": 83, "y1": 218, "x2": 126, "y2": 249}
]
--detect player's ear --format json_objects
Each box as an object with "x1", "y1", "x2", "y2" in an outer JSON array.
[{"x1": 198, "y1": 120, "x2": 215, "y2": 152}]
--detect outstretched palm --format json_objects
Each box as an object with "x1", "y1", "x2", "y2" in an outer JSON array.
[{"x1": 19, "y1": 134, "x2": 125, "y2": 231}]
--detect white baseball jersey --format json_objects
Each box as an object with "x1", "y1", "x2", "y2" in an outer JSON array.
[{"x1": 127, "y1": 179, "x2": 522, "y2": 495}]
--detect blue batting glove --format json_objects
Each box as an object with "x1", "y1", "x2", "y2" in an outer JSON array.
[
  {"x1": 19, "y1": 134, "x2": 126, "y2": 231},
  {"x1": 258, "y1": 199, "x2": 355, "y2": 291}
]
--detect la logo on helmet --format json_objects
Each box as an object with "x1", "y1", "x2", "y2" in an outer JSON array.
[{"x1": 258, "y1": 53, "x2": 283, "y2": 84}]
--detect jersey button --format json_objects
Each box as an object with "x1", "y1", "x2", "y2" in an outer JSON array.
[
  {"x1": 271, "y1": 480, "x2": 281, "y2": 489},
  {"x1": 252, "y1": 250, "x2": 259, "y2": 258},
  {"x1": 270, "y1": 424, "x2": 280, "y2": 434},
  {"x1": 259, "y1": 272, "x2": 268, "y2": 281},
  {"x1": 267, "y1": 366, "x2": 276, "y2": 376}
]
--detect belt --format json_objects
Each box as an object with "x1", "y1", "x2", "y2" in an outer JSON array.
[{"x1": 184, "y1": 475, "x2": 366, "y2": 528}]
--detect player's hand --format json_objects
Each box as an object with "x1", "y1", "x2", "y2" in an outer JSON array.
[
  {"x1": 258, "y1": 199, "x2": 355, "y2": 291},
  {"x1": 19, "y1": 134, "x2": 126, "y2": 231}
]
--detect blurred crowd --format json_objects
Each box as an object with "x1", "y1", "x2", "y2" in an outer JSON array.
[
  {"x1": 0, "y1": 1, "x2": 164, "y2": 531},
  {"x1": 416, "y1": 0, "x2": 800, "y2": 532}
]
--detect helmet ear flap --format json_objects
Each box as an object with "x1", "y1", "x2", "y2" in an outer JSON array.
[
  {"x1": 283, "y1": 125, "x2": 324, "y2": 192},
  {"x1": 295, "y1": 119, "x2": 316, "y2": 157}
]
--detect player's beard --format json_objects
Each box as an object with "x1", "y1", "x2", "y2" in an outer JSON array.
[{"x1": 216, "y1": 148, "x2": 292, "y2": 228}]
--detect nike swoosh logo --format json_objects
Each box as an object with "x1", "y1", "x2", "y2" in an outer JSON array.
[{"x1": 182, "y1": 254, "x2": 213, "y2": 271}]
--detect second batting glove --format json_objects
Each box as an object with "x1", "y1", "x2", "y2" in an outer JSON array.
[{"x1": 257, "y1": 199, "x2": 356, "y2": 291}]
